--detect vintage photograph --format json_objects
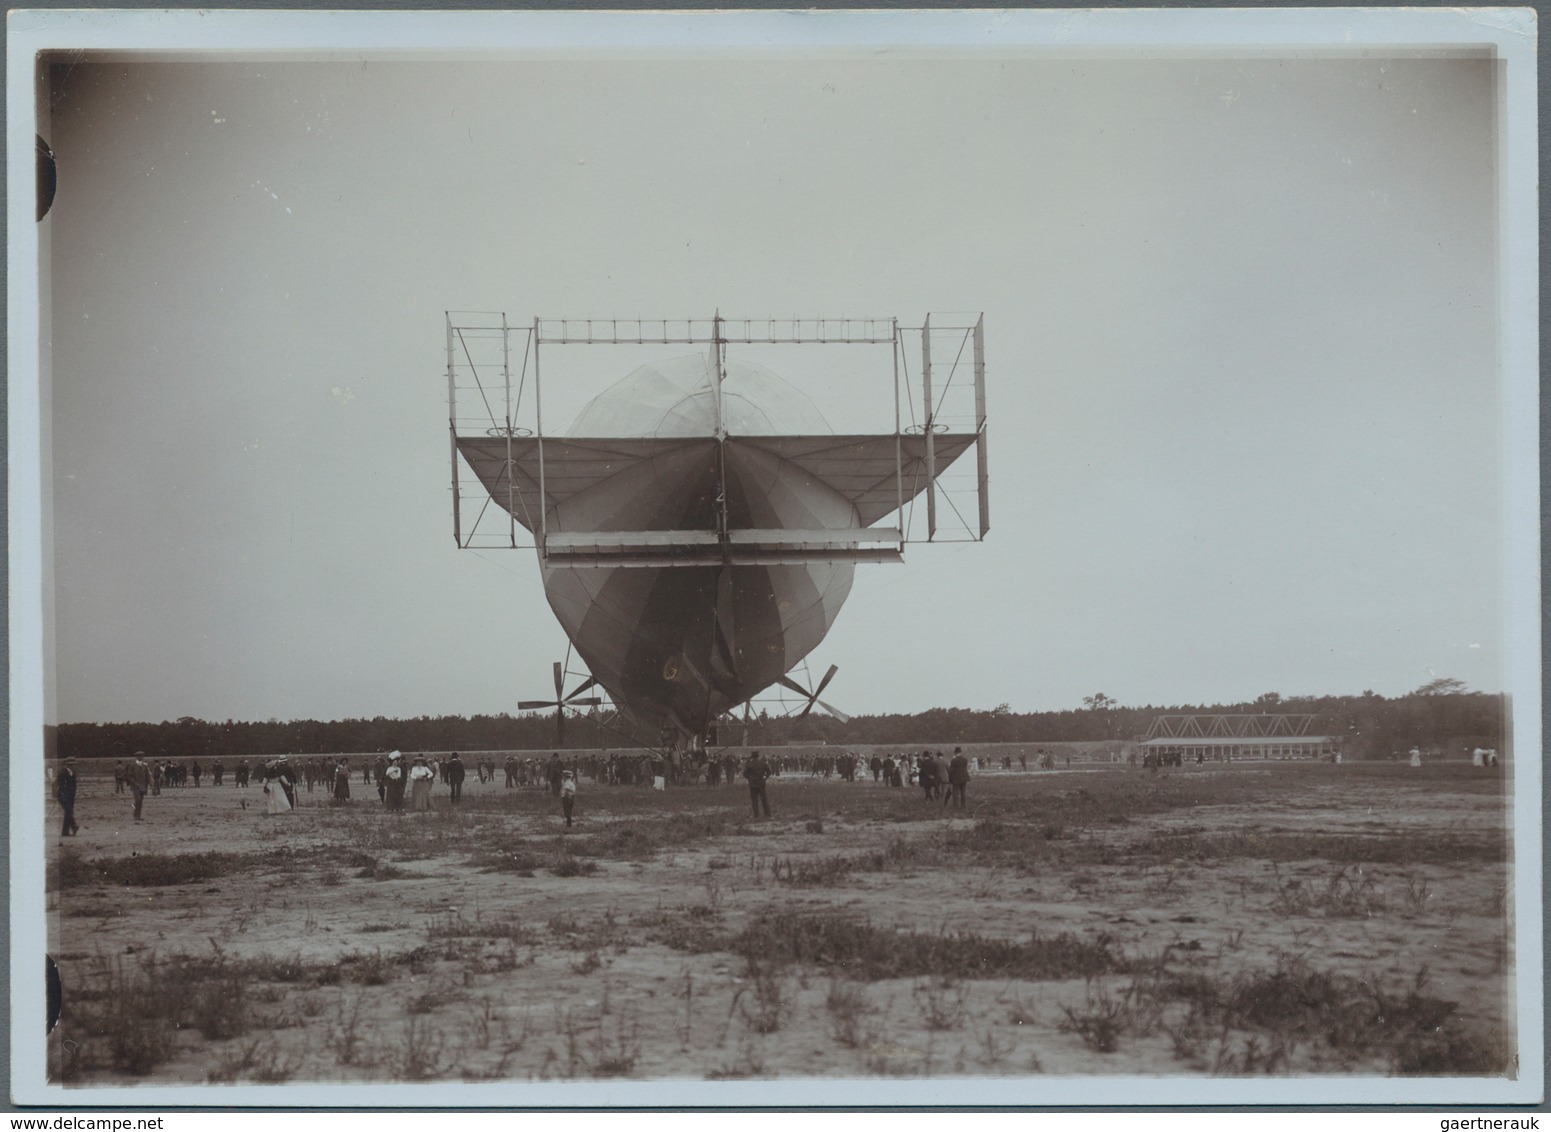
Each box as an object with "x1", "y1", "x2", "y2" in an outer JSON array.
[{"x1": 11, "y1": 7, "x2": 1539, "y2": 1106}]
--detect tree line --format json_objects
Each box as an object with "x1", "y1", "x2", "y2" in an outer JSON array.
[{"x1": 50, "y1": 681, "x2": 1504, "y2": 762}]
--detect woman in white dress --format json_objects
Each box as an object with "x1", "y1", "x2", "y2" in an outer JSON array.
[
  {"x1": 263, "y1": 759, "x2": 293, "y2": 814},
  {"x1": 409, "y1": 755, "x2": 435, "y2": 812}
]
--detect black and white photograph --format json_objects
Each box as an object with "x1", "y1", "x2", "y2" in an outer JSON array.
[{"x1": 8, "y1": 7, "x2": 1541, "y2": 1107}]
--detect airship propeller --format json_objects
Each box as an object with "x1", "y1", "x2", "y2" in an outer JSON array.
[
  {"x1": 776, "y1": 663, "x2": 852, "y2": 723},
  {"x1": 519, "y1": 651, "x2": 603, "y2": 745}
]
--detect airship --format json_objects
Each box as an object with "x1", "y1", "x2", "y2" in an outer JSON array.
[{"x1": 446, "y1": 314, "x2": 988, "y2": 749}]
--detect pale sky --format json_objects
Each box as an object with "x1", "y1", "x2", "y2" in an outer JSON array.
[{"x1": 42, "y1": 49, "x2": 1508, "y2": 724}]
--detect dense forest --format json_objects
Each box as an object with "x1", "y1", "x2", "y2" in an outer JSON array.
[{"x1": 52, "y1": 680, "x2": 1504, "y2": 762}]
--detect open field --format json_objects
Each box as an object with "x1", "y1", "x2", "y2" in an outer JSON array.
[{"x1": 44, "y1": 757, "x2": 1514, "y2": 1084}]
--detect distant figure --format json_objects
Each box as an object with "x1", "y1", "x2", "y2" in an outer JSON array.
[
  {"x1": 504, "y1": 755, "x2": 517, "y2": 788},
  {"x1": 409, "y1": 756, "x2": 435, "y2": 812},
  {"x1": 113, "y1": 760, "x2": 126, "y2": 794},
  {"x1": 1019, "y1": 754, "x2": 1028, "y2": 771},
  {"x1": 333, "y1": 758, "x2": 352, "y2": 805},
  {"x1": 447, "y1": 753, "x2": 466, "y2": 803},
  {"x1": 882, "y1": 756, "x2": 897, "y2": 788},
  {"x1": 191, "y1": 761, "x2": 202, "y2": 787},
  {"x1": 560, "y1": 770, "x2": 577, "y2": 828},
  {"x1": 211, "y1": 760, "x2": 224, "y2": 786},
  {"x1": 129, "y1": 753, "x2": 151, "y2": 821},
  {"x1": 1472, "y1": 747, "x2": 1485, "y2": 767},
  {"x1": 1408, "y1": 746, "x2": 1422, "y2": 768},
  {"x1": 56, "y1": 756, "x2": 80, "y2": 838},
  {"x1": 384, "y1": 751, "x2": 406, "y2": 811},
  {"x1": 235, "y1": 759, "x2": 250, "y2": 788},
  {"x1": 547, "y1": 753, "x2": 565, "y2": 797},
  {"x1": 869, "y1": 755, "x2": 882, "y2": 783},
  {"x1": 1486, "y1": 748, "x2": 1499, "y2": 767},
  {"x1": 150, "y1": 760, "x2": 163, "y2": 796},
  {"x1": 744, "y1": 750, "x2": 772, "y2": 818}
]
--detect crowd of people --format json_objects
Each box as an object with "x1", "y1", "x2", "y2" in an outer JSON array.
[{"x1": 57, "y1": 742, "x2": 1005, "y2": 834}]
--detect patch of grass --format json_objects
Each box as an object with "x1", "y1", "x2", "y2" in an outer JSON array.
[
  {"x1": 913, "y1": 977, "x2": 968, "y2": 1031},
  {"x1": 1267, "y1": 864, "x2": 1386, "y2": 918},
  {"x1": 730, "y1": 910, "x2": 1126, "y2": 982},
  {"x1": 634, "y1": 904, "x2": 728, "y2": 954},
  {"x1": 394, "y1": 1015, "x2": 447, "y2": 1081},
  {"x1": 1154, "y1": 954, "x2": 1510, "y2": 1075},
  {"x1": 1057, "y1": 977, "x2": 1163, "y2": 1054},
  {"x1": 1132, "y1": 828, "x2": 1504, "y2": 867},
  {"x1": 426, "y1": 909, "x2": 533, "y2": 944},
  {"x1": 551, "y1": 854, "x2": 600, "y2": 878},
  {"x1": 733, "y1": 955, "x2": 789, "y2": 1034},
  {"x1": 825, "y1": 976, "x2": 873, "y2": 1048},
  {"x1": 53, "y1": 851, "x2": 251, "y2": 889},
  {"x1": 569, "y1": 811, "x2": 737, "y2": 860},
  {"x1": 207, "y1": 1037, "x2": 300, "y2": 1084}
]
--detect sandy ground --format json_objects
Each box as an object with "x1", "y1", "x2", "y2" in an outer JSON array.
[{"x1": 44, "y1": 759, "x2": 1513, "y2": 1085}]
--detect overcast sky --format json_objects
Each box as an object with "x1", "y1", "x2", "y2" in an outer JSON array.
[{"x1": 42, "y1": 48, "x2": 1508, "y2": 724}]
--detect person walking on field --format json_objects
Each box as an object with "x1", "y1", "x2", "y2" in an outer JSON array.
[
  {"x1": 447, "y1": 752, "x2": 466, "y2": 804},
  {"x1": 129, "y1": 753, "x2": 151, "y2": 821},
  {"x1": 56, "y1": 757, "x2": 80, "y2": 838},
  {"x1": 744, "y1": 750, "x2": 772, "y2": 818},
  {"x1": 560, "y1": 770, "x2": 577, "y2": 828},
  {"x1": 946, "y1": 748, "x2": 970, "y2": 809},
  {"x1": 333, "y1": 758, "x2": 352, "y2": 805}
]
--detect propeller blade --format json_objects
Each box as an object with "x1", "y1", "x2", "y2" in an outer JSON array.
[
  {"x1": 553, "y1": 661, "x2": 565, "y2": 700},
  {"x1": 798, "y1": 699, "x2": 817, "y2": 720},
  {"x1": 570, "y1": 697, "x2": 603, "y2": 707},
  {"x1": 563, "y1": 677, "x2": 599, "y2": 703},
  {"x1": 816, "y1": 698, "x2": 852, "y2": 725},
  {"x1": 776, "y1": 675, "x2": 811, "y2": 699},
  {"x1": 518, "y1": 700, "x2": 558, "y2": 710},
  {"x1": 812, "y1": 664, "x2": 839, "y2": 700}
]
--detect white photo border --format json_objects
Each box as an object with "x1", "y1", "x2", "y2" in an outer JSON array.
[{"x1": 7, "y1": 5, "x2": 1541, "y2": 1108}]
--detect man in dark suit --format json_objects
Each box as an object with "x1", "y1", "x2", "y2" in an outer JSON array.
[
  {"x1": 947, "y1": 748, "x2": 970, "y2": 809},
  {"x1": 744, "y1": 750, "x2": 772, "y2": 818},
  {"x1": 56, "y1": 757, "x2": 80, "y2": 837}
]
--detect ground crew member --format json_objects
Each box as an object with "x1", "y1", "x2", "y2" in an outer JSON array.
[{"x1": 744, "y1": 750, "x2": 772, "y2": 818}]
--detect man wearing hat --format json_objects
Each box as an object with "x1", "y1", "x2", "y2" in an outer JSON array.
[
  {"x1": 56, "y1": 757, "x2": 80, "y2": 837},
  {"x1": 129, "y1": 753, "x2": 151, "y2": 821},
  {"x1": 383, "y1": 751, "x2": 407, "y2": 811}
]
